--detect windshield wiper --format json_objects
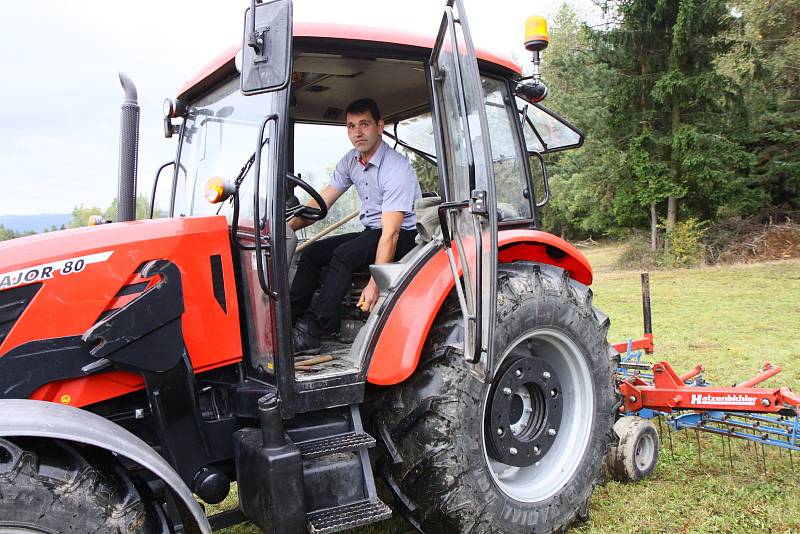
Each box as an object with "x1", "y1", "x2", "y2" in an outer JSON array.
[
  {"x1": 215, "y1": 137, "x2": 269, "y2": 215},
  {"x1": 384, "y1": 129, "x2": 437, "y2": 167}
]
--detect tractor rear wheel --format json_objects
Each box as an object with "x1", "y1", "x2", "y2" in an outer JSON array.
[
  {"x1": 381, "y1": 263, "x2": 617, "y2": 534},
  {"x1": 0, "y1": 437, "x2": 158, "y2": 533}
]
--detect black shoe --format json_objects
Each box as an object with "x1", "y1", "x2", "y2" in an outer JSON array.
[{"x1": 291, "y1": 319, "x2": 321, "y2": 356}]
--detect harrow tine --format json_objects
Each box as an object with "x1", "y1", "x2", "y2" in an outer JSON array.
[
  {"x1": 728, "y1": 436, "x2": 733, "y2": 473},
  {"x1": 667, "y1": 422, "x2": 675, "y2": 460},
  {"x1": 726, "y1": 435, "x2": 733, "y2": 473},
  {"x1": 695, "y1": 429, "x2": 702, "y2": 467}
]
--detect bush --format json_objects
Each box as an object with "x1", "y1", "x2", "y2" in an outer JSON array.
[
  {"x1": 665, "y1": 218, "x2": 707, "y2": 268},
  {"x1": 615, "y1": 233, "x2": 663, "y2": 271}
]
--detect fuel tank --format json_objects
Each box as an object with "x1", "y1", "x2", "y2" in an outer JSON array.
[{"x1": 0, "y1": 216, "x2": 242, "y2": 407}]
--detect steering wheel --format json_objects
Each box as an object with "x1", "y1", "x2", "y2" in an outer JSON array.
[{"x1": 286, "y1": 172, "x2": 328, "y2": 221}]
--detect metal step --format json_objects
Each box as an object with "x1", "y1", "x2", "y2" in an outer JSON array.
[
  {"x1": 307, "y1": 499, "x2": 392, "y2": 534},
  {"x1": 296, "y1": 431, "x2": 376, "y2": 459}
]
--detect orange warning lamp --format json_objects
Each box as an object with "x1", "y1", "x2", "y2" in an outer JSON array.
[
  {"x1": 516, "y1": 15, "x2": 550, "y2": 103},
  {"x1": 524, "y1": 16, "x2": 549, "y2": 53},
  {"x1": 204, "y1": 176, "x2": 235, "y2": 204}
]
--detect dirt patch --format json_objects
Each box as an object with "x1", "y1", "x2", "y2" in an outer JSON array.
[{"x1": 687, "y1": 341, "x2": 721, "y2": 350}]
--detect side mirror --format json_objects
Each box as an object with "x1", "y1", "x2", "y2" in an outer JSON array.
[
  {"x1": 515, "y1": 81, "x2": 548, "y2": 104},
  {"x1": 240, "y1": 0, "x2": 292, "y2": 95}
]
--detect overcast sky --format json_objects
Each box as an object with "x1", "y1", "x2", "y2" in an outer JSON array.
[{"x1": 0, "y1": 0, "x2": 599, "y2": 216}]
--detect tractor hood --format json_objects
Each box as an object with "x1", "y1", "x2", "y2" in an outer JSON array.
[{"x1": 0, "y1": 216, "x2": 243, "y2": 407}]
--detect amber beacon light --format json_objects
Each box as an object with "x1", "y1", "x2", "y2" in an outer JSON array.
[
  {"x1": 516, "y1": 15, "x2": 550, "y2": 103},
  {"x1": 524, "y1": 16, "x2": 549, "y2": 52}
]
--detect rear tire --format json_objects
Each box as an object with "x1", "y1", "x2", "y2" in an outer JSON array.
[
  {"x1": 0, "y1": 437, "x2": 157, "y2": 533},
  {"x1": 381, "y1": 263, "x2": 617, "y2": 533}
]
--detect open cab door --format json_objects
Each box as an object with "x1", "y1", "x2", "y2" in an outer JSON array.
[{"x1": 429, "y1": 0, "x2": 497, "y2": 381}]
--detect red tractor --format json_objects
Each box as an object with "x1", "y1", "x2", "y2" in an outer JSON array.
[{"x1": 0, "y1": 1, "x2": 616, "y2": 532}]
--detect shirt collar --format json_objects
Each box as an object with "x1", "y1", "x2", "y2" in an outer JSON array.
[{"x1": 355, "y1": 140, "x2": 388, "y2": 169}]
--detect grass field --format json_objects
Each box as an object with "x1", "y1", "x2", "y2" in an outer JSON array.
[{"x1": 216, "y1": 248, "x2": 800, "y2": 533}]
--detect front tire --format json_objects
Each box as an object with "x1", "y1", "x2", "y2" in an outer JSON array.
[
  {"x1": 0, "y1": 437, "x2": 157, "y2": 533},
  {"x1": 381, "y1": 263, "x2": 617, "y2": 533}
]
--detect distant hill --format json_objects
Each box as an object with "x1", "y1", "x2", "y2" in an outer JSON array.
[{"x1": 0, "y1": 214, "x2": 72, "y2": 233}]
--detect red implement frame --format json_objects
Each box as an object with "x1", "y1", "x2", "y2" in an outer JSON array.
[
  {"x1": 619, "y1": 361, "x2": 800, "y2": 414},
  {"x1": 614, "y1": 272, "x2": 800, "y2": 416}
]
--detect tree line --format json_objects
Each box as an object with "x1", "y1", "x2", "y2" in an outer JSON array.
[
  {"x1": 0, "y1": 196, "x2": 153, "y2": 242},
  {"x1": 539, "y1": 0, "x2": 798, "y2": 249}
]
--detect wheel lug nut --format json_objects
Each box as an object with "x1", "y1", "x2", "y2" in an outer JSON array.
[
  {"x1": 509, "y1": 447, "x2": 518, "y2": 456},
  {"x1": 497, "y1": 428, "x2": 504, "y2": 436},
  {"x1": 533, "y1": 445, "x2": 541, "y2": 455},
  {"x1": 548, "y1": 428, "x2": 556, "y2": 436},
  {"x1": 542, "y1": 371, "x2": 551, "y2": 380},
  {"x1": 515, "y1": 369, "x2": 522, "y2": 378},
  {"x1": 503, "y1": 387, "x2": 512, "y2": 396}
]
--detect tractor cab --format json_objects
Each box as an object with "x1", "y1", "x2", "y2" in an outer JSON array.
[
  {"x1": 0, "y1": 2, "x2": 616, "y2": 533},
  {"x1": 160, "y1": 0, "x2": 584, "y2": 417}
]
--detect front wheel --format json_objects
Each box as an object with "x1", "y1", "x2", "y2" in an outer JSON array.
[
  {"x1": 381, "y1": 263, "x2": 618, "y2": 533},
  {"x1": 0, "y1": 437, "x2": 160, "y2": 533}
]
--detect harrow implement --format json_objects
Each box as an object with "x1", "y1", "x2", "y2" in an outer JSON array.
[{"x1": 607, "y1": 273, "x2": 800, "y2": 482}]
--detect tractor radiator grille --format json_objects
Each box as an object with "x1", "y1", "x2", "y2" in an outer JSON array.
[{"x1": 0, "y1": 283, "x2": 43, "y2": 348}]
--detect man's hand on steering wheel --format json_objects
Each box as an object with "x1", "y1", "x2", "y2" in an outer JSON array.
[{"x1": 286, "y1": 173, "x2": 328, "y2": 221}]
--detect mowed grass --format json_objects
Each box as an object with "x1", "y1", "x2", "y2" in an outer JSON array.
[{"x1": 216, "y1": 248, "x2": 800, "y2": 533}]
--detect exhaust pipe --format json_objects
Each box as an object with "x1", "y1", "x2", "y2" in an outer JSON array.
[{"x1": 117, "y1": 72, "x2": 139, "y2": 222}]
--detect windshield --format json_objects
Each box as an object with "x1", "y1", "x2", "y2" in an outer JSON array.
[{"x1": 176, "y1": 78, "x2": 273, "y2": 223}]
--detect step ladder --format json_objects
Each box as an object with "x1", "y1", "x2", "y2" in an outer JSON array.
[{"x1": 293, "y1": 404, "x2": 391, "y2": 533}]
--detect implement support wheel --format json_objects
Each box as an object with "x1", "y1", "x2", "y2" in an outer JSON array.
[{"x1": 607, "y1": 416, "x2": 660, "y2": 482}]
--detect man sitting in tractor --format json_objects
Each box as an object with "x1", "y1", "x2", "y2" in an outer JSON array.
[{"x1": 289, "y1": 98, "x2": 421, "y2": 355}]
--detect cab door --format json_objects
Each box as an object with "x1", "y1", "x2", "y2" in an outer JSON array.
[{"x1": 429, "y1": 0, "x2": 497, "y2": 380}]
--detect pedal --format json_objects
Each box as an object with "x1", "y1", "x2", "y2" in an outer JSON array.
[
  {"x1": 307, "y1": 499, "x2": 392, "y2": 534},
  {"x1": 296, "y1": 431, "x2": 375, "y2": 459}
]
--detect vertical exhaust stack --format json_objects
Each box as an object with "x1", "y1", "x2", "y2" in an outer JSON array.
[{"x1": 118, "y1": 73, "x2": 139, "y2": 222}]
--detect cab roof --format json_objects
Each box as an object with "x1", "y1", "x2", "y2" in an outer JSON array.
[{"x1": 177, "y1": 22, "x2": 522, "y2": 100}]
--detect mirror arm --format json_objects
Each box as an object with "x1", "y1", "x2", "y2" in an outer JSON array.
[{"x1": 248, "y1": 0, "x2": 264, "y2": 56}]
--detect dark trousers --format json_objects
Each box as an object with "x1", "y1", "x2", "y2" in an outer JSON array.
[{"x1": 290, "y1": 228, "x2": 417, "y2": 335}]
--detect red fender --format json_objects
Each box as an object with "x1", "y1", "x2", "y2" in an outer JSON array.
[{"x1": 366, "y1": 229, "x2": 592, "y2": 385}]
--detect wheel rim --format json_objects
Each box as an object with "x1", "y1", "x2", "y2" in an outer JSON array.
[
  {"x1": 483, "y1": 328, "x2": 594, "y2": 503},
  {"x1": 635, "y1": 432, "x2": 656, "y2": 470}
]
